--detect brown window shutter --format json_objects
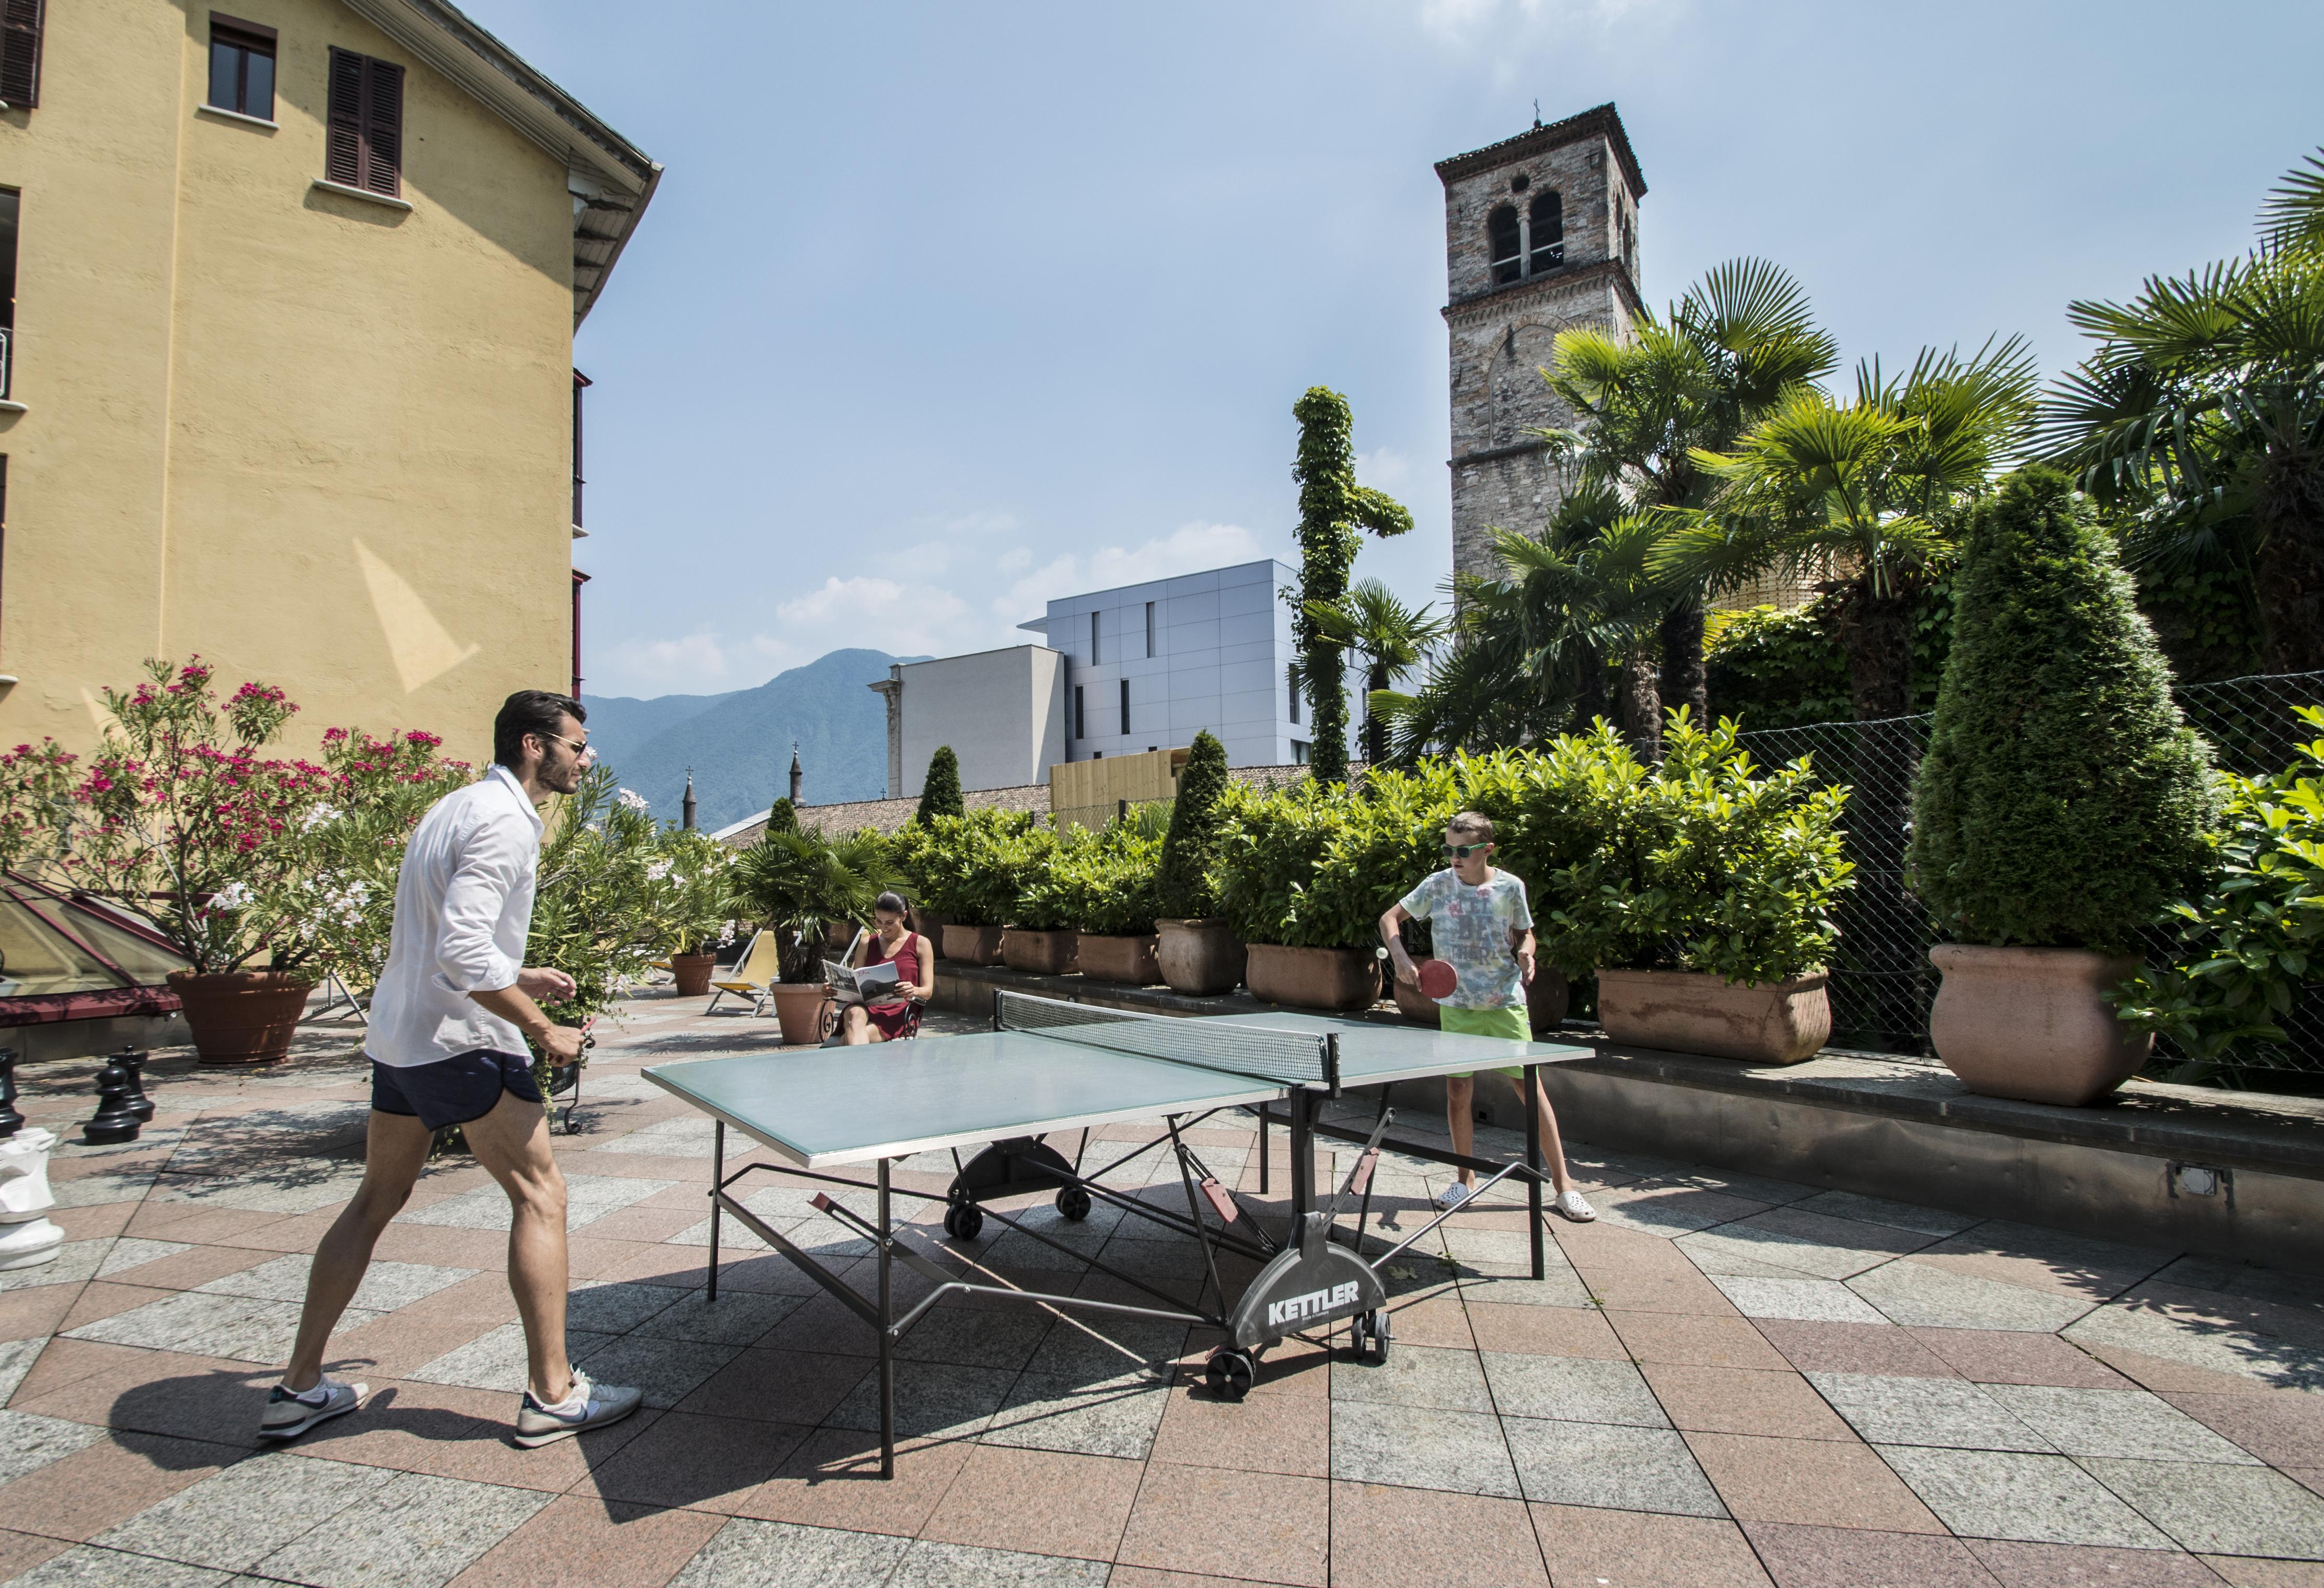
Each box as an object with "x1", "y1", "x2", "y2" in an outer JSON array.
[
  {"x1": 0, "y1": 0, "x2": 43, "y2": 110},
  {"x1": 325, "y1": 48, "x2": 364, "y2": 186},
  {"x1": 361, "y1": 58, "x2": 403, "y2": 195}
]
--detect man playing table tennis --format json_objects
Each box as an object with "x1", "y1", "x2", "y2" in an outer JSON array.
[{"x1": 1379, "y1": 811, "x2": 1596, "y2": 1220}]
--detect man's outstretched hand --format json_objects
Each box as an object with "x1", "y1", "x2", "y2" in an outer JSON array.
[{"x1": 517, "y1": 967, "x2": 577, "y2": 1002}]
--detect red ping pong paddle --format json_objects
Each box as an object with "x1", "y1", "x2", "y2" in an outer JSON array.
[{"x1": 1416, "y1": 959, "x2": 1458, "y2": 1000}]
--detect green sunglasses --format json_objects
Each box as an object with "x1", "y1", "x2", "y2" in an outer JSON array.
[{"x1": 1442, "y1": 841, "x2": 1492, "y2": 859}]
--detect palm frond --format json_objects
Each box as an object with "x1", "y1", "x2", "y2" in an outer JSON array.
[{"x1": 2261, "y1": 148, "x2": 2324, "y2": 254}]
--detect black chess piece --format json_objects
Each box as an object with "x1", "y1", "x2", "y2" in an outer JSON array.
[
  {"x1": 115, "y1": 1046, "x2": 155, "y2": 1122},
  {"x1": 82, "y1": 1054, "x2": 141, "y2": 1145},
  {"x1": 0, "y1": 1047, "x2": 21, "y2": 1139}
]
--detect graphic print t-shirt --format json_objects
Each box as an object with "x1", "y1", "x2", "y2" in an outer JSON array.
[{"x1": 1396, "y1": 868, "x2": 1532, "y2": 1010}]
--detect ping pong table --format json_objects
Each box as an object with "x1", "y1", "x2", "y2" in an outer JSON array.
[{"x1": 643, "y1": 990, "x2": 1590, "y2": 1475}]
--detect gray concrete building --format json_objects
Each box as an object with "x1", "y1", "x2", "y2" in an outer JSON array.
[
  {"x1": 869, "y1": 645, "x2": 1066, "y2": 798},
  {"x1": 1438, "y1": 103, "x2": 1646, "y2": 585}
]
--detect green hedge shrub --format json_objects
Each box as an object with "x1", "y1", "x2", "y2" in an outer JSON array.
[
  {"x1": 1909, "y1": 468, "x2": 2216, "y2": 949},
  {"x1": 1029, "y1": 822, "x2": 1164, "y2": 937},
  {"x1": 1157, "y1": 730, "x2": 1230, "y2": 919},
  {"x1": 911, "y1": 808, "x2": 1036, "y2": 926}
]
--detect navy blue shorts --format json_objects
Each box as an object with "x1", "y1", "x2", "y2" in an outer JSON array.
[{"x1": 369, "y1": 1050, "x2": 542, "y2": 1131}]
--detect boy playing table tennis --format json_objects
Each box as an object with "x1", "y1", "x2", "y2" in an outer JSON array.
[{"x1": 1379, "y1": 811, "x2": 1596, "y2": 1220}]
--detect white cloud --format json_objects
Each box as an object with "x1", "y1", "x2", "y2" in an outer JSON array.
[
  {"x1": 1357, "y1": 447, "x2": 1415, "y2": 493},
  {"x1": 993, "y1": 522, "x2": 1269, "y2": 624},
  {"x1": 598, "y1": 632, "x2": 734, "y2": 695},
  {"x1": 1416, "y1": 0, "x2": 1679, "y2": 45}
]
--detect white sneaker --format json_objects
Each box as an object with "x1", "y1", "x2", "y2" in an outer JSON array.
[
  {"x1": 259, "y1": 1375, "x2": 367, "y2": 1440},
  {"x1": 1434, "y1": 1182, "x2": 1473, "y2": 1212},
  {"x1": 1552, "y1": 1188, "x2": 1597, "y2": 1222},
  {"x1": 513, "y1": 1367, "x2": 643, "y2": 1448}
]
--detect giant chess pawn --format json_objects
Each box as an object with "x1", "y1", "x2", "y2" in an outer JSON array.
[
  {"x1": 82, "y1": 1054, "x2": 141, "y2": 1145},
  {"x1": 0, "y1": 1127, "x2": 64, "y2": 1271},
  {"x1": 0, "y1": 1046, "x2": 21, "y2": 1139},
  {"x1": 115, "y1": 1046, "x2": 155, "y2": 1123}
]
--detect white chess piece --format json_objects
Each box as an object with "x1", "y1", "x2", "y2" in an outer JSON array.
[{"x1": 0, "y1": 1127, "x2": 64, "y2": 1270}]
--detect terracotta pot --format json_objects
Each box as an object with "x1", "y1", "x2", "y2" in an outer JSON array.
[
  {"x1": 942, "y1": 923, "x2": 1006, "y2": 966},
  {"x1": 1245, "y1": 943, "x2": 1382, "y2": 1013},
  {"x1": 1002, "y1": 927, "x2": 1078, "y2": 976},
  {"x1": 768, "y1": 982, "x2": 827, "y2": 1046},
  {"x1": 669, "y1": 953, "x2": 717, "y2": 997},
  {"x1": 914, "y1": 908, "x2": 949, "y2": 960},
  {"x1": 1076, "y1": 933, "x2": 1160, "y2": 986},
  {"x1": 1155, "y1": 918, "x2": 1245, "y2": 997},
  {"x1": 1391, "y1": 967, "x2": 1568, "y2": 1031},
  {"x1": 1928, "y1": 943, "x2": 2152, "y2": 1106},
  {"x1": 1596, "y1": 967, "x2": 1831, "y2": 1065},
  {"x1": 168, "y1": 970, "x2": 312, "y2": 1066}
]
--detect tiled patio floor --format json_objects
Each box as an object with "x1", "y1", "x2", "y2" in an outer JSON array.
[{"x1": 6, "y1": 986, "x2": 2324, "y2": 1586}]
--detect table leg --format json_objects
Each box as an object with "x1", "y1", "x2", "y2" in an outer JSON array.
[
  {"x1": 708, "y1": 1120, "x2": 724, "y2": 1303},
  {"x1": 1258, "y1": 1102, "x2": 1269, "y2": 1196},
  {"x1": 1525, "y1": 1062, "x2": 1544, "y2": 1280},
  {"x1": 1288, "y1": 1090, "x2": 1314, "y2": 1244},
  {"x1": 878, "y1": 1155, "x2": 894, "y2": 1480}
]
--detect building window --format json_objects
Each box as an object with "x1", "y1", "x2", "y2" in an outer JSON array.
[
  {"x1": 1528, "y1": 192, "x2": 1564, "y2": 274},
  {"x1": 1119, "y1": 679, "x2": 1131, "y2": 736},
  {"x1": 1145, "y1": 601, "x2": 1155, "y2": 658},
  {"x1": 325, "y1": 47, "x2": 404, "y2": 197},
  {"x1": 571, "y1": 370, "x2": 589, "y2": 529},
  {"x1": 1074, "y1": 684, "x2": 1085, "y2": 740},
  {"x1": 1291, "y1": 740, "x2": 1309, "y2": 766},
  {"x1": 0, "y1": 454, "x2": 9, "y2": 657},
  {"x1": 0, "y1": 0, "x2": 43, "y2": 111},
  {"x1": 1488, "y1": 204, "x2": 1521, "y2": 286},
  {"x1": 1287, "y1": 671, "x2": 1301, "y2": 725},
  {"x1": 0, "y1": 188, "x2": 17, "y2": 402},
  {"x1": 1089, "y1": 610, "x2": 1100, "y2": 664},
  {"x1": 207, "y1": 15, "x2": 275, "y2": 120}
]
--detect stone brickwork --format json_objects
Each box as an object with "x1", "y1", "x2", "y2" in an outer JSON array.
[{"x1": 1437, "y1": 105, "x2": 1647, "y2": 586}]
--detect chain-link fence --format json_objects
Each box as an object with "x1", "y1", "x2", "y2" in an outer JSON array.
[{"x1": 1735, "y1": 671, "x2": 2324, "y2": 1072}]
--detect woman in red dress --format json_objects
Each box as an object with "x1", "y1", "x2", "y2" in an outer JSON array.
[{"x1": 840, "y1": 891, "x2": 936, "y2": 1044}]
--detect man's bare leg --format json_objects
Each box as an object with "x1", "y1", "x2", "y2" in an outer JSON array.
[
  {"x1": 458, "y1": 1088, "x2": 573, "y2": 1405},
  {"x1": 283, "y1": 1109, "x2": 435, "y2": 1392},
  {"x1": 1444, "y1": 1075, "x2": 1576, "y2": 1195}
]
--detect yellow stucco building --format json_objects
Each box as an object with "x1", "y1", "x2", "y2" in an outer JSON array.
[{"x1": 0, "y1": 0, "x2": 657, "y2": 766}]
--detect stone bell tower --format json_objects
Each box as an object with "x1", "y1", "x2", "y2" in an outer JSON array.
[{"x1": 1438, "y1": 103, "x2": 1647, "y2": 585}]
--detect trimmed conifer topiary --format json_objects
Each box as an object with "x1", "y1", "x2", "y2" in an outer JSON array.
[
  {"x1": 1157, "y1": 730, "x2": 1230, "y2": 919},
  {"x1": 1909, "y1": 467, "x2": 2216, "y2": 950},
  {"x1": 916, "y1": 746, "x2": 965, "y2": 824},
  {"x1": 764, "y1": 797, "x2": 798, "y2": 835}
]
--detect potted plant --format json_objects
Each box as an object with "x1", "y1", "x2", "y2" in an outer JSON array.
[
  {"x1": 649, "y1": 825, "x2": 740, "y2": 996},
  {"x1": 1050, "y1": 818, "x2": 1165, "y2": 984},
  {"x1": 997, "y1": 825, "x2": 1076, "y2": 974},
  {"x1": 730, "y1": 824, "x2": 904, "y2": 1043},
  {"x1": 1910, "y1": 468, "x2": 2216, "y2": 1104},
  {"x1": 913, "y1": 809, "x2": 1028, "y2": 966},
  {"x1": 1539, "y1": 717, "x2": 1854, "y2": 1065},
  {"x1": 1154, "y1": 731, "x2": 1245, "y2": 995},
  {"x1": 1214, "y1": 781, "x2": 1383, "y2": 1012}
]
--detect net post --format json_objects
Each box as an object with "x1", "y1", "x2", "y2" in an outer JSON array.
[
  {"x1": 1323, "y1": 1033, "x2": 1341, "y2": 1098},
  {"x1": 991, "y1": 988, "x2": 1003, "y2": 1032},
  {"x1": 1525, "y1": 1061, "x2": 1545, "y2": 1280}
]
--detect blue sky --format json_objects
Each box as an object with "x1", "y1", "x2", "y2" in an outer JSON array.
[{"x1": 467, "y1": 0, "x2": 2324, "y2": 700}]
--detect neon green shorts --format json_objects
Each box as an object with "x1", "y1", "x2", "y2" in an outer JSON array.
[{"x1": 1438, "y1": 1002, "x2": 1529, "y2": 1078}]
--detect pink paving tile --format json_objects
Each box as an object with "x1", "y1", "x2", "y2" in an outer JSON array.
[
  {"x1": 1466, "y1": 1300, "x2": 1630, "y2": 1359},
  {"x1": 921, "y1": 1444, "x2": 1145, "y2": 1560},
  {"x1": 442, "y1": 1494, "x2": 724, "y2": 1588},
  {"x1": 290, "y1": 1378, "x2": 661, "y2": 1490},
  {"x1": 1147, "y1": 1379, "x2": 1331, "y2": 1478},
  {"x1": 1331, "y1": 1481, "x2": 1548, "y2": 1587},
  {"x1": 2165, "y1": 1390, "x2": 2324, "y2": 1468},
  {"x1": 372, "y1": 1223, "x2": 517, "y2": 1270},
  {"x1": 1531, "y1": 1504, "x2": 1774, "y2": 1588},
  {"x1": 568, "y1": 1409, "x2": 808, "y2": 1512},
  {"x1": 1117, "y1": 1463, "x2": 1329, "y2": 1587},
  {"x1": 52, "y1": 1202, "x2": 137, "y2": 1242},
  {"x1": 671, "y1": 1347, "x2": 870, "y2": 1427},
  {"x1": 1641, "y1": 1363, "x2": 1854, "y2": 1441},
  {"x1": 1742, "y1": 1521, "x2": 2001, "y2": 1586},
  {"x1": 732, "y1": 1427, "x2": 973, "y2": 1537},
  {"x1": 0, "y1": 1527, "x2": 69, "y2": 1582},
  {"x1": 1585, "y1": 1269, "x2": 1744, "y2": 1315},
  {"x1": 1909, "y1": 1227, "x2": 2170, "y2": 1304},
  {"x1": 1909, "y1": 1328, "x2": 2134, "y2": 1388},
  {"x1": 0, "y1": 1429, "x2": 242, "y2": 1542},
  {"x1": 2078, "y1": 1342, "x2": 2275, "y2": 1397},
  {"x1": 0, "y1": 1285, "x2": 75, "y2": 1344},
  {"x1": 2200, "y1": 1558, "x2": 2324, "y2": 1586},
  {"x1": 100, "y1": 1243, "x2": 282, "y2": 1294},
  {"x1": 121, "y1": 1204, "x2": 290, "y2": 1244},
  {"x1": 1608, "y1": 1310, "x2": 1790, "y2": 1370},
  {"x1": 1687, "y1": 1432, "x2": 1946, "y2": 1534},
  {"x1": 7, "y1": 1338, "x2": 145, "y2": 1407},
  {"x1": 1751, "y1": 1319, "x2": 1960, "y2": 1379},
  {"x1": 1555, "y1": 1219, "x2": 1714, "y2": 1278},
  {"x1": 1386, "y1": 1291, "x2": 1475, "y2": 1350},
  {"x1": 9, "y1": 1345, "x2": 275, "y2": 1448},
  {"x1": 1965, "y1": 1538, "x2": 2233, "y2": 1585}
]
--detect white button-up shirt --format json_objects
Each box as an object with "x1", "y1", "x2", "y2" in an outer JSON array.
[{"x1": 367, "y1": 764, "x2": 544, "y2": 1068}]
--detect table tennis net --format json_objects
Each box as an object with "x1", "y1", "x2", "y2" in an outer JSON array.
[{"x1": 995, "y1": 991, "x2": 1335, "y2": 1090}]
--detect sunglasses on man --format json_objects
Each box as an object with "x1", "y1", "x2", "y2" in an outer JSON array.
[
  {"x1": 537, "y1": 730, "x2": 597, "y2": 768},
  {"x1": 1442, "y1": 841, "x2": 1492, "y2": 859}
]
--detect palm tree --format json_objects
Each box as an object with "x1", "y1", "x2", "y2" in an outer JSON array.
[
  {"x1": 1297, "y1": 579, "x2": 1450, "y2": 767},
  {"x1": 730, "y1": 827, "x2": 902, "y2": 984},
  {"x1": 1544, "y1": 259, "x2": 1840, "y2": 718},
  {"x1": 2037, "y1": 150, "x2": 2324, "y2": 671}
]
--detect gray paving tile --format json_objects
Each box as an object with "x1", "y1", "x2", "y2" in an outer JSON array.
[
  {"x1": 573, "y1": 1334, "x2": 741, "y2": 1409},
  {"x1": 2081, "y1": 1457, "x2": 2324, "y2": 1558},
  {"x1": 565, "y1": 1280, "x2": 687, "y2": 1334},
  {"x1": 1850, "y1": 1259, "x2": 2097, "y2": 1333},
  {"x1": 407, "y1": 1321, "x2": 618, "y2": 1395},
  {"x1": 980, "y1": 1370, "x2": 1169, "y2": 1459},
  {"x1": 253, "y1": 1469, "x2": 552, "y2": 1588},
  {"x1": 1503, "y1": 1416, "x2": 1726, "y2": 1516},
  {"x1": 1922, "y1": 1222, "x2": 2174, "y2": 1300},
  {"x1": 152, "y1": 1163, "x2": 369, "y2": 1215},
  {"x1": 1330, "y1": 1398, "x2": 1521, "y2": 1498},
  {"x1": 96, "y1": 1237, "x2": 194, "y2": 1279},
  {"x1": 0, "y1": 1237, "x2": 109, "y2": 1290},
  {"x1": 1807, "y1": 1372, "x2": 2052, "y2": 1451},
  {"x1": 623, "y1": 1287, "x2": 804, "y2": 1347},
  {"x1": 6, "y1": 1547, "x2": 235, "y2": 1586},
  {"x1": 0, "y1": 1407, "x2": 106, "y2": 1483},
  {"x1": 827, "y1": 1360, "x2": 1018, "y2": 1442},
  {"x1": 0, "y1": 1334, "x2": 45, "y2": 1403},
  {"x1": 1792, "y1": 1190, "x2": 1979, "y2": 1239},
  {"x1": 1020, "y1": 1315, "x2": 1186, "y2": 1383},
  {"x1": 1985, "y1": 1385, "x2": 2263, "y2": 1464},
  {"x1": 394, "y1": 1173, "x2": 673, "y2": 1232},
  {"x1": 592, "y1": 1116, "x2": 723, "y2": 1157},
  {"x1": 1709, "y1": 1274, "x2": 1891, "y2": 1324},
  {"x1": 896, "y1": 1307, "x2": 1052, "y2": 1371},
  {"x1": 2148, "y1": 1257, "x2": 2324, "y2": 1311},
  {"x1": 1587, "y1": 1185, "x2": 1765, "y2": 1237},
  {"x1": 64, "y1": 1290, "x2": 386, "y2": 1365},
  {"x1": 2065, "y1": 1294, "x2": 2324, "y2": 1392},
  {"x1": 1442, "y1": 1224, "x2": 1553, "y2": 1275},
  {"x1": 1455, "y1": 1268, "x2": 1597, "y2": 1309},
  {"x1": 890, "y1": 1540, "x2": 1110, "y2": 1586},
  {"x1": 1877, "y1": 1446, "x2": 2173, "y2": 1548},
  {"x1": 47, "y1": 1171, "x2": 159, "y2": 1209},
  {"x1": 1679, "y1": 1211, "x2": 1929, "y2": 1282},
  {"x1": 1331, "y1": 1342, "x2": 1495, "y2": 1413},
  {"x1": 668, "y1": 1518, "x2": 911, "y2": 1588},
  {"x1": 94, "y1": 1449, "x2": 398, "y2": 1570},
  {"x1": 1482, "y1": 1351, "x2": 1668, "y2": 1428},
  {"x1": 196, "y1": 1254, "x2": 474, "y2": 1313}
]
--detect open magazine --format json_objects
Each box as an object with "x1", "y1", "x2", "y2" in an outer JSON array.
[{"x1": 823, "y1": 958, "x2": 904, "y2": 1006}]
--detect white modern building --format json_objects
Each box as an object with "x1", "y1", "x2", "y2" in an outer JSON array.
[
  {"x1": 1017, "y1": 559, "x2": 1318, "y2": 768},
  {"x1": 869, "y1": 646, "x2": 1067, "y2": 798}
]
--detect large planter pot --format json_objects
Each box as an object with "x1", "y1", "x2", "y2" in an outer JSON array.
[
  {"x1": 1391, "y1": 968, "x2": 1570, "y2": 1031},
  {"x1": 1155, "y1": 918, "x2": 1244, "y2": 997},
  {"x1": 942, "y1": 923, "x2": 1006, "y2": 966},
  {"x1": 1928, "y1": 944, "x2": 2152, "y2": 1106},
  {"x1": 1076, "y1": 933, "x2": 1160, "y2": 986},
  {"x1": 670, "y1": 953, "x2": 717, "y2": 997},
  {"x1": 1002, "y1": 927, "x2": 1078, "y2": 976},
  {"x1": 1597, "y1": 967, "x2": 1831, "y2": 1066},
  {"x1": 1246, "y1": 943, "x2": 1382, "y2": 1014},
  {"x1": 168, "y1": 970, "x2": 312, "y2": 1066},
  {"x1": 768, "y1": 982, "x2": 827, "y2": 1046},
  {"x1": 914, "y1": 909, "x2": 949, "y2": 961},
  {"x1": 1389, "y1": 972, "x2": 1440, "y2": 1026}
]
